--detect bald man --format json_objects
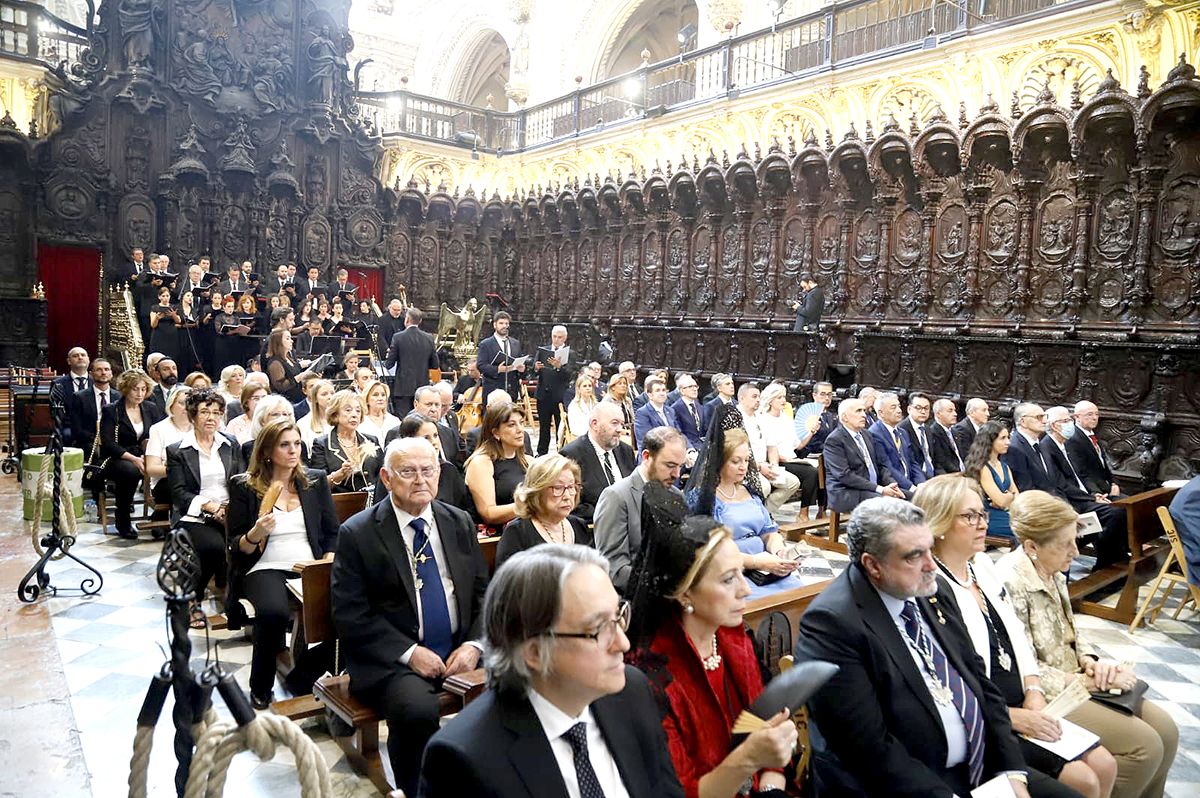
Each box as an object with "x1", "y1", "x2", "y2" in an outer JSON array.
[
  {"x1": 1065, "y1": 401, "x2": 1123, "y2": 498},
  {"x1": 822, "y1": 398, "x2": 904, "y2": 513}
]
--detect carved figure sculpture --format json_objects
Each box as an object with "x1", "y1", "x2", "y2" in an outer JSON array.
[
  {"x1": 307, "y1": 27, "x2": 347, "y2": 105},
  {"x1": 174, "y1": 30, "x2": 222, "y2": 104},
  {"x1": 118, "y1": 0, "x2": 157, "y2": 69}
]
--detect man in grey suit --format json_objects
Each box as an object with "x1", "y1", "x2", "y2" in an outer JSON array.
[{"x1": 593, "y1": 427, "x2": 689, "y2": 592}]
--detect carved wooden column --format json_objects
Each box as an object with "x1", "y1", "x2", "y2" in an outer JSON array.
[
  {"x1": 916, "y1": 174, "x2": 943, "y2": 320},
  {"x1": 1066, "y1": 170, "x2": 1098, "y2": 322},
  {"x1": 962, "y1": 169, "x2": 990, "y2": 320},
  {"x1": 1128, "y1": 163, "x2": 1165, "y2": 324},
  {"x1": 833, "y1": 185, "x2": 853, "y2": 315},
  {"x1": 1012, "y1": 173, "x2": 1042, "y2": 322},
  {"x1": 874, "y1": 191, "x2": 897, "y2": 320}
]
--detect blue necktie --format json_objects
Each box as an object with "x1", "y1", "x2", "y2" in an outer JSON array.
[
  {"x1": 855, "y1": 433, "x2": 878, "y2": 484},
  {"x1": 900, "y1": 601, "x2": 985, "y2": 786},
  {"x1": 410, "y1": 517, "x2": 453, "y2": 660},
  {"x1": 564, "y1": 723, "x2": 606, "y2": 798}
]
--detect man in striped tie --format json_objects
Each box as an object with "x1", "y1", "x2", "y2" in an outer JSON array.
[{"x1": 795, "y1": 498, "x2": 1074, "y2": 798}]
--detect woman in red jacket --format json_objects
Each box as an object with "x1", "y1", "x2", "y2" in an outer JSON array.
[{"x1": 627, "y1": 483, "x2": 797, "y2": 798}]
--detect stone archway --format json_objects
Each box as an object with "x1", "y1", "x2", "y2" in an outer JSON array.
[{"x1": 447, "y1": 29, "x2": 512, "y2": 110}]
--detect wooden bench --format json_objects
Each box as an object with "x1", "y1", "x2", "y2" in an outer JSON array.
[
  {"x1": 743, "y1": 580, "x2": 831, "y2": 640},
  {"x1": 1069, "y1": 486, "x2": 1179, "y2": 625},
  {"x1": 782, "y1": 456, "x2": 848, "y2": 554},
  {"x1": 285, "y1": 557, "x2": 486, "y2": 796}
]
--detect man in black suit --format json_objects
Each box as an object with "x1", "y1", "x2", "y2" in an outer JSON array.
[
  {"x1": 376, "y1": 299, "x2": 406, "y2": 360},
  {"x1": 384, "y1": 307, "x2": 440, "y2": 417},
  {"x1": 899, "y1": 391, "x2": 935, "y2": 484},
  {"x1": 433, "y1": 382, "x2": 466, "y2": 466},
  {"x1": 953, "y1": 398, "x2": 990, "y2": 458},
  {"x1": 534, "y1": 324, "x2": 575, "y2": 455},
  {"x1": 823, "y1": 398, "x2": 904, "y2": 513},
  {"x1": 332, "y1": 437, "x2": 488, "y2": 798},
  {"x1": 110, "y1": 246, "x2": 145, "y2": 287},
  {"x1": 219, "y1": 262, "x2": 249, "y2": 298},
  {"x1": 53, "y1": 346, "x2": 91, "y2": 405},
  {"x1": 1067, "y1": 401, "x2": 1122, "y2": 498},
  {"x1": 133, "y1": 254, "x2": 169, "y2": 344},
  {"x1": 400, "y1": 385, "x2": 459, "y2": 466},
  {"x1": 419, "y1": 545, "x2": 685, "y2": 798},
  {"x1": 68, "y1": 358, "x2": 115, "y2": 452},
  {"x1": 559, "y1": 402, "x2": 636, "y2": 524},
  {"x1": 795, "y1": 498, "x2": 1049, "y2": 798},
  {"x1": 1008, "y1": 403, "x2": 1127, "y2": 568},
  {"x1": 796, "y1": 381, "x2": 837, "y2": 457},
  {"x1": 177, "y1": 263, "x2": 206, "y2": 302},
  {"x1": 332, "y1": 265, "x2": 354, "y2": 296},
  {"x1": 476, "y1": 311, "x2": 524, "y2": 399},
  {"x1": 148, "y1": 358, "x2": 178, "y2": 415},
  {"x1": 928, "y1": 398, "x2": 966, "y2": 474},
  {"x1": 298, "y1": 265, "x2": 323, "y2": 300},
  {"x1": 790, "y1": 273, "x2": 825, "y2": 332}
]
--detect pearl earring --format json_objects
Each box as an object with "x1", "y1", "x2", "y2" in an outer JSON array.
[
  {"x1": 683, "y1": 603, "x2": 694, "y2": 614},
  {"x1": 1030, "y1": 552, "x2": 1038, "y2": 562}
]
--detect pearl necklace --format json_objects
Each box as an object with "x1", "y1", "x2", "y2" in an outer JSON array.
[
  {"x1": 934, "y1": 556, "x2": 974, "y2": 588},
  {"x1": 701, "y1": 633, "x2": 722, "y2": 671},
  {"x1": 715, "y1": 483, "x2": 741, "y2": 501}
]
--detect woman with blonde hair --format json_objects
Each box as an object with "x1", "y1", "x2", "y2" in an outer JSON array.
[
  {"x1": 914, "y1": 475, "x2": 1117, "y2": 798},
  {"x1": 297, "y1": 378, "x2": 334, "y2": 445},
  {"x1": 1000, "y1": 490, "x2": 1178, "y2": 798},
  {"x1": 756, "y1": 381, "x2": 819, "y2": 507},
  {"x1": 310, "y1": 389, "x2": 381, "y2": 493},
  {"x1": 464, "y1": 401, "x2": 529, "y2": 531},
  {"x1": 145, "y1": 386, "x2": 193, "y2": 525},
  {"x1": 495, "y1": 454, "x2": 591, "y2": 569},
  {"x1": 99, "y1": 368, "x2": 165, "y2": 539},
  {"x1": 565, "y1": 371, "x2": 598, "y2": 438},
  {"x1": 358, "y1": 379, "x2": 400, "y2": 443},
  {"x1": 183, "y1": 372, "x2": 211, "y2": 389},
  {"x1": 239, "y1": 394, "x2": 300, "y2": 464},
  {"x1": 216, "y1": 364, "x2": 245, "y2": 405}
]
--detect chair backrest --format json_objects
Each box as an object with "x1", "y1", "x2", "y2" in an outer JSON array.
[
  {"x1": 298, "y1": 558, "x2": 335, "y2": 645},
  {"x1": 332, "y1": 490, "x2": 369, "y2": 523},
  {"x1": 1157, "y1": 506, "x2": 1191, "y2": 583}
]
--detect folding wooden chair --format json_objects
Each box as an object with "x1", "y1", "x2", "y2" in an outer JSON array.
[{"x1": 1129, "y1": 506, "x2": 1200, "y2": 631}]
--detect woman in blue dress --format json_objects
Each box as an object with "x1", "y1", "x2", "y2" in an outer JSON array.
[
  {"x1": 685, "y1": 405, "x2": 797, "y2": 578},
  {"x1": 963, "y1": 420, "x2": 1019, "y2": 539}
]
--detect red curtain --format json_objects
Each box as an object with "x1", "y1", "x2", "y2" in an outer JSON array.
[
  {"x1": 37, "y1": 243, "x2": 101, "y2": 368},
  {"x1": 347, "y1": 266, "x2": 383, "y2": 307}
]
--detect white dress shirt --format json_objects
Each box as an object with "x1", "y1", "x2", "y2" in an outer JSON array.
[
  {"x1": 937, "y1": 554, "x2": 1040, "y2": 682},
  {"x1": 388, "y1": 500, "x2": 480, "y2": 664},
  {"x1": 179, "y1": 431, "x2": 232, "y2": 519},
  {"x1": 527, "y1": 688, "x2": 631, "y2": 798},
  {"x1": 249, "y1": 505, "x2": 314, "y2": 574},
  {"x1": 874, "y1": 587, "x2": 969, "y2": 769}
]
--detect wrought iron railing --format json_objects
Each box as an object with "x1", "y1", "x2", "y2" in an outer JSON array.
[
  {"x1": 0, "y1": 0, "x2": 89, "y2": 73},
  {"x1": 355, "y1": 0, "x2": 1096, "y2": 154}
]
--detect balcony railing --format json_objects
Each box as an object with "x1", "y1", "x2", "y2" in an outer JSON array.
[
  {"x1": 0, "y1": 0, "x2": 88, "y2": 73},
  {"x1": 356, "y1": 0, "x2": 1095, "y2": 154}
]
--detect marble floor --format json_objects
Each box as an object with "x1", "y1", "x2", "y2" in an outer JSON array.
[{"x1": 2, "y1": 477, "x2": 1198, "y2": 797}]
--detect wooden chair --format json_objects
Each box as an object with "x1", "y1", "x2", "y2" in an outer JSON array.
[
  {"x1": 556, "y1": 402, "x2": 575, "y2": 449},
  {"x1": 285, "y1": 558, "x2": 485, "y2": 796},
  {"x1": 784, "y1": 456, "x2": 846, "y2": 554},
  {"x1": 332, "y1": 490, "x2": 369, "y2": 523},
  {"x1": 135, "y1": 473, "x2": 171, "y2": 535},
  {"x1": 1128, "y1": 506, "x2": 1200, "y2": 631}
]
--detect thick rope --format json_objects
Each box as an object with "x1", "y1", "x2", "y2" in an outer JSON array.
[
  {"x1": 127, "y1": 725, "x2": 155, "y2": 798},
  {"x1": 25, "y1": 448, "x2": 79, "y2": 560},
  {"x1": 184, "y1": 713, "x2": 331, "y2": 798}
]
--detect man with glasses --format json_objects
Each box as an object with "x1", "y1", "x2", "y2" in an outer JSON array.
[
  {"x1": 594, "y1": 427, "x2": 688, "y2": 592},
  {"x1": 332, "y1": 437, "x2": 489, "y2": 798},
  {"x1": 670, "y1": 373, "x2": 707, "y2": 451},
  {"x1": 1008, "y1": 403, "x2": 1127, "y2": 569},
  {"x1": 420, "y1": 544, "x2": 684, "y2": 797},
  {"x1": 899, "y1": 392, "x2": 935, "y2": 483},
  {"x1": 796, "y1": 381, "x2": 838, "y2": 457}
]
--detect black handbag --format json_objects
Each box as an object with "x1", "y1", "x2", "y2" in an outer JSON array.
[
  {"x1": 1090, "y1": 679, "x2": 1148, "y2": 716},
  {"x1": 745, "y1": 568, "x2": 788, "y2": 587},
  {"x1": 81, "y1": 418, "x2": 110, "y2": 490}
]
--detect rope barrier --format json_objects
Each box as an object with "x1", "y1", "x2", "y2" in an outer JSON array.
[{"x1": 25, "y1": 448, "x2": 79, "y2": 560}]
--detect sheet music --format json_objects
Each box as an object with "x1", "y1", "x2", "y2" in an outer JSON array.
[{"x1": 509, "y1": 355, "x2": 530, "y2": 369}]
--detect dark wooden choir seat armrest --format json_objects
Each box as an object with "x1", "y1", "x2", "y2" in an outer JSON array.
[
  {"x1": 443, "y1": 668, "x2": 487, "y2": 705},
  {"x1": 315, "y1": 674, "x2": 379, "y2": 726}
]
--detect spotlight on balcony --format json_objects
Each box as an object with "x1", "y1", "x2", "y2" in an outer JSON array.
[
  {"x1": 622, "y1": 78, "x2": 642, "y2": 100},
  {"x1": 454, "y1": 131, "x2": 481, "y2": 147}
]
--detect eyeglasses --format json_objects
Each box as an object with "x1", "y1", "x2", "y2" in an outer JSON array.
[
  {"x1": 547, "y1": 483, "x2": 580, "y2": 497},
  {"x1": 548, "y1": 601, "x2": 630, "y2": 646},
  {"x1": 957, "y1": 511, "x2": 988, "y2": 526},
  {"x1": 394, "y1": 466, "x2": 438, "y2": 480}
]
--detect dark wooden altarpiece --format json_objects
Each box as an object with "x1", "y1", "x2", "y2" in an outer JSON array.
[{"x1": 0, "y1": 1, "x2": 1197, "y2": 483}]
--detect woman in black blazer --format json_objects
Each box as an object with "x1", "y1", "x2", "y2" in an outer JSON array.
[
  {"x1": 165, "y1": 389, "x2": 242, "y2": 610},
  {"x1": 100, "y1": 369, "x2": 165, "y2": 538},
  {"x1": 227, "y1": 418, "x2": 338, "y2": 709},
  {"x1": 310, "y1": 389, "x2": 381, "y2": 493}
]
